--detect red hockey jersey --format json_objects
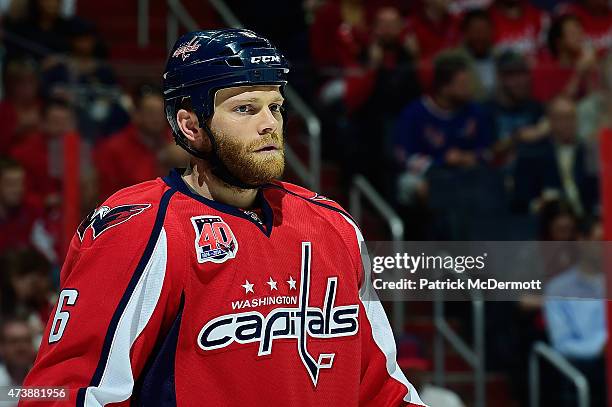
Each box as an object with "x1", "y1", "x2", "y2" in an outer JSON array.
[{"x1": 21, "y1": 169, "x2": 425, "y2": 407}]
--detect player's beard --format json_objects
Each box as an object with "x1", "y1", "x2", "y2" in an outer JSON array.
[{"x1": 214, "y1": 129, "x2": 285, "y2": 187}]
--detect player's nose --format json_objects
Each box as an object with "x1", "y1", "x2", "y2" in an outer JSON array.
[{"x1": 256, "y1": 106, "x2": 279, "y2": 135}]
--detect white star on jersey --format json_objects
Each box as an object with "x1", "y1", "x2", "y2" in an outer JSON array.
[
  {"x1": 287, "y1": 275, "x2": 297, "y2": 290},
  {"x1": 242, "y1": 280, "x2": 254, "y2": 294},
  {"x1": 266, "y1": 277, "x2": 278, "y2": 291}
]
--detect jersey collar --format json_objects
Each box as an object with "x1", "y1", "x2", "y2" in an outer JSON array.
[{"x1": 162, "y1": 168, "x2": 274, "y2": 237}]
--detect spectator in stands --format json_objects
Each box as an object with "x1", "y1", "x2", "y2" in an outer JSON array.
[
  {"x1": 513, "y1": 97, "x2": 598, "y2": 217},
  {"x1": 457, "y1": 9, "x2": 497, "y2": 99},
  {"x1": 94, "y1": 84, "x2": 188, "y2": 200},
  {"x1": 576, "y1": 52, "x2": 612, "y2": 176},
  {"x1": 557, "y1": 0, "x2": 612, "y2": 55},
  {"x1": 3, "y1": 0, "x2": 75, "y2": 60},
  {"x1": 538, "y1": 199, "x2": 580, "y2": 278},
  {"x1": 0, "y1": 58, "x2": 42, "y2": 155},
  {"x1": 405, "y1": 0, "x2": 460, "y2": 61},
  {"x1": 309, "y1": 0, "x2": 372, "y2": 70},
  {"x1": 41, "y1": 19, "x2": 128, "y2": 141},
  {"x1": 9, "y1": 97, "x2": 95, "y2": 263},
  {"x1": 2, "y1": 249, "x2": 55, "y2": 348},
  {"x1": 532, "y1": 14, "x2": 599, "y2": 102},
  {"x1": 539, "y1": 199, "x2": 579, "y2": 241},
  {"x1": 394, "y1": 51, "x2": 490, "y2": 172},
  {"x1": 488, "y1": 0, "x2": 549, "y2": 58},
  {"x1": 485, "y1": 50, "x2": 546, "y2": 166},
  {"x1": 325, "y1": 5, "x2": 420, "y2": 115},
  {"x1": 449, "y1": 0, "x2": 492, "y2": 15},
  {"x1": 0, "y1": 316, "x2": 36, "y2": 391},
  {"x1": 334, "y1": 5, "x2": 421, "y2": 191},
  {"x1": 9, "y1": 97, "x2": 85, "y2": 207},
  {"x1": 0, "y1": 158, "x2": 42, "y2": 253},
  {"x1": 543, "y1": 217, "x2": 606, "y2": 406},
  {"x1": 0, "y1": 158, "x2": 41, "y2": 256},
  {"x1": 393, "y1": 51, "x2": 491, "y2": 215}
]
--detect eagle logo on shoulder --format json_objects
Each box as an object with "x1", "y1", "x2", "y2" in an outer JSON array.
[
  {"x1": 77, "y1": 204, "x2": 151, "y2": 241},
  {"x1": 309, "y1": 192, "x2": 335, "y2": 203}
]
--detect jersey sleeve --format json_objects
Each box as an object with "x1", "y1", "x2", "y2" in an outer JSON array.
[
  {"x1": 19, "y1": 188, "x2": 185, "y2": 407},
  {"x1": 339, "y1": 214, "x2": 427, "y2": 407}
]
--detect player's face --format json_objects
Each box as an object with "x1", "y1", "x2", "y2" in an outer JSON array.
[{"x1": 209, "y1": 85, "x2": 285, "y2": 186}]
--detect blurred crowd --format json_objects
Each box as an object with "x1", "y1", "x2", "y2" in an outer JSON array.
[{"x1": 0, "y1": 0, "x2": 610, "y2": 404}]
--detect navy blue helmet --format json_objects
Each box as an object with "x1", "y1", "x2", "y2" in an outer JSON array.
[{"x1": 163, "y1": 29, "x2": 290, "y2": 162}]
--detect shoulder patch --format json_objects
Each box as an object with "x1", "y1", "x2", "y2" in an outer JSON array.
[{"x1": 77, "y1": 204, "x2": 151, "y2": 241}]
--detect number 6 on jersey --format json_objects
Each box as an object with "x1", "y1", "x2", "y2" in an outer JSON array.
[{"x1": 48, "y1": 289, "x2": 79, "y2": 343}]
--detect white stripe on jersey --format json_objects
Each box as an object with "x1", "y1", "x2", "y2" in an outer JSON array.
[
  {"x1": 341, "y1": 214, "x2": 428, "y2": 406},
  {"x1": 84, "y1": 227, "x2": 168, "y2": 406}
]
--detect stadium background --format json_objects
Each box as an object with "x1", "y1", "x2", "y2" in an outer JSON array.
[{"x1": 0, "y1": 0, "x2": 611, "y2": 405}]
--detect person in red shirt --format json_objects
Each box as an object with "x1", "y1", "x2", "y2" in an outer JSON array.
[
  {"x1": 557, "y1": 0, "x2": 612, "y2": 55},
  {"x1": 0, "y1": 159, "x2": 42, "y2": 255},
  {"x1": 0, "y1": 59, "x2": 42, "y2": 155},
  {"x1": 488, "y1": 0, "x2": 549, "y2": 58},
  {"x1": 94, "y1": 84, "x2": 187, "y2": 201},
  {"x1": 532, "y1": 14, "x2": 599, "y2": 102},
  {"x1": 9, "y1": 98, "x2": 84, "y2": 208},
  {"x1": 405, "y1": 0, "x2": 460, "y2": 61},
  {"x1": 9, "y1": 98, "x2": 91, "y2": 263}
]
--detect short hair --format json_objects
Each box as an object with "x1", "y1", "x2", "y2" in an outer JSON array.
[
  {"x1": 461, "y1": 8, "x2": 491, "y2": 32},
  {"x1": 432, "y1": 51, "x2": 470, "y2": 92},
  {"x1": 547, "y1": 14, "x2": 580, "y2": 57}
]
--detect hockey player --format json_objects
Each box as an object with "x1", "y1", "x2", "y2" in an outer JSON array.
[{"x1": 21, "y1": 29, "x2": 425, "y2": 406}]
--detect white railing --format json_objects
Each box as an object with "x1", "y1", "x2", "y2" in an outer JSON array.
[
  {"x1": 349, "y1": 174, "x2": 404, "y2": 333},
  {"x1": 529, "y1": 341, "x2": 590, "y2": 407}
]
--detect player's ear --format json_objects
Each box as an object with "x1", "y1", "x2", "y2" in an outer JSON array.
[{"x1": 177, "y1": 109, "x2": 200, "y2": 142}]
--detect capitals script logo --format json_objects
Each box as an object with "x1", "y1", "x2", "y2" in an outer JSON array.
[
  {"x1": 172, "y1": 38, "x2": 200, "y2": 61},
  {"x1": 191, "y1": 216, "x2": 238, "y2": 263},
  {"x1": 197, "y1": 242, "x2": 360, "y2": 386},
  {"x1": 77, "y1": 204, "x2": 151, "y2": 241}
]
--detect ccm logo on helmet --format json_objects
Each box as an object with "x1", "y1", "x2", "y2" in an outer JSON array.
[{"x1": 251, "y1": 55, "x2": 281, "y2": 64}]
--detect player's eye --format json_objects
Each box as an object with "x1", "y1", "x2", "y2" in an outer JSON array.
[
  {"x1": 269, "y1": 103, "x2": 283, "y2": 113},
  {"x1": 234, "y1": 105, "x2": 254, "y2": 114}
]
